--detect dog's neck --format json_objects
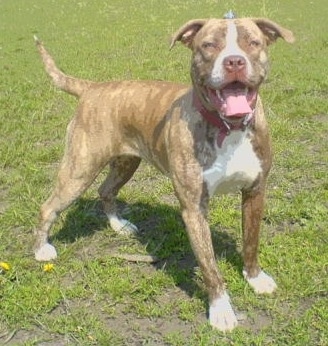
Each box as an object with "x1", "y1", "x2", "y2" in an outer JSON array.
[{"x1": 192, "y1": 89, "x2": 255, "y2": 147}]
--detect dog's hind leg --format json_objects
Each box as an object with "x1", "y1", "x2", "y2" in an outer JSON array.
[
  {"x1": 98, "y1": 155, "x2": 141, "y2": 235},
  {"x1": 34, "y1": 148, "x2": 106, "y2": 261}
]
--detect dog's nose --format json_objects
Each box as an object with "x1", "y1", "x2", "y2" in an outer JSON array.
[{"x1": 223, "y1": 55, "x2": 246, "y2": 72}]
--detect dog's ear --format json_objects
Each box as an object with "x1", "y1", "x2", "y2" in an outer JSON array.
[
  {"x1": 170, "y1": 19, "x2": 207, "y2": 49},
  {"x1": 252, "y1": 18, "x2": 295, "y2": 45}
]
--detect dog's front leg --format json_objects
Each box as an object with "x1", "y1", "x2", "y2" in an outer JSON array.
[
  {"x1": 242, "y1": 186, "x2": 277, "y2": 294},
  {"x1": 178, "y1": 193, "x2": 238, "y2": 332}
]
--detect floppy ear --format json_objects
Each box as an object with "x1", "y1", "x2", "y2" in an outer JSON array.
[
  {"x1": 252, "y1": 18, "x2": 295, "y2": 45},
  {"x1": 170, "y1": 19, "x2": 207, "y2": 49}
]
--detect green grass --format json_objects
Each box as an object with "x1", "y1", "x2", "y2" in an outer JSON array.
[{"x1": 1, "y1": 0, "x2": 327, "y2": 344}]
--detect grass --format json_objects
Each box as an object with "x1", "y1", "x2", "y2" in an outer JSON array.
[{"x1": 0, "y1": 0, "x2": 327, "y2": 344}]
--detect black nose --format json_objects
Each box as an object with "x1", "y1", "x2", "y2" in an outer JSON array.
[{"x1": 223, "y1": 55, "x2": 246, "y2": 72}]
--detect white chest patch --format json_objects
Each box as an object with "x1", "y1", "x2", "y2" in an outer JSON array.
[{"x1": 203, "y1": 130, "x2": 262, "y2": 196}]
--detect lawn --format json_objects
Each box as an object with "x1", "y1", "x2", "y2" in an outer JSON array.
[{"x1": 0, "y1": 0, "x2": 327, "y2": 345}]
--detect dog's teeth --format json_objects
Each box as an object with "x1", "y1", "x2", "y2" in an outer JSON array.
[{"x1": 216, "y1": 90, "x2": 224, "y2": 101}]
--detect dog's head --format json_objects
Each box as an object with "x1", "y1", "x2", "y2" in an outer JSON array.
[{"x1": 171, "y1": 18, "x2": 294, "y2": 121}]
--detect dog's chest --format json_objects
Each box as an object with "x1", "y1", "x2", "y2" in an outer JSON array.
[{"x1": 203, "y1": 130, "x2": 262, "y2": 196}]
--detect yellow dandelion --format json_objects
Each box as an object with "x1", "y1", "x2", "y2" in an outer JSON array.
[
  {"x1": 43, "y1": 263, "x2": 54, "y2": 272},
  {"x1": 0, "y1": 262, "x2": 10, "y2": 271}
]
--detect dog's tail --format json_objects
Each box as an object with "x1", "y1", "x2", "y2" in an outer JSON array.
[{"x1": 34, "y1": 36, "x2": 94, "y2": 97}]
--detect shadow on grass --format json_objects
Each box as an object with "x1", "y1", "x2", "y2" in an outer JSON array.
[
  {"x1": 52, "y1": 198, "x2": 107, "y2": 242},
  {"x1": 52, "y1": 196, "x2": 243, "y2": 300}
]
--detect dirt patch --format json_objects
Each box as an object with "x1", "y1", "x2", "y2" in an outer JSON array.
[
  {"x1": 238, "y1": 309, "x2": 273, "y2": 332},
  {"x1": 311, "y1": 113, "x2": 328, "y2": 123},
  {"x1": 3, "y1": 329, "x2": 70, "y2": 346},
  {"x1": 103, "y1": 311, "x2": 202, "y2": 345},
  {"x1": 0, "y1": 188, "x2": 9, "y2": 215}
]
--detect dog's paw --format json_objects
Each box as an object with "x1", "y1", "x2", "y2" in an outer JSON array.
[
  {"x1": 35, "y1": 243, "x2": 57, "y2": 261},
  {"x1": 109, "y1": 215, "x2": 138, "y2": 235},
  {"x1": 243, "y1": 270, "x2": 277, "y2": 294},
  {"x1": 209, "y1": 292, "x2": 238, "y2": 332}
]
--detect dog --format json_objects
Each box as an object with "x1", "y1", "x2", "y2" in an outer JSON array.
[{"x1": 34, "y1": 16, "x2": 294, "y2": 332}]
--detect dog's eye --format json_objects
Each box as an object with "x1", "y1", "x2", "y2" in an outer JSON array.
[
  {"x1": 250, "y1": 40, "x2": 261, "y2": 47},
  {"x1": 202, "y1": 41, "x2": 217, "y2": 49}
]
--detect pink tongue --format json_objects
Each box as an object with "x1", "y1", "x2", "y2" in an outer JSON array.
[{"x1": 225, "y1": 94, "x2": 252, "y2": 117}]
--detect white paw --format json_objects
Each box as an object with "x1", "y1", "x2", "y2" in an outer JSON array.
[
  {"x1": 243, "y1": 270, "x2": 277, "y2": 294},
  {"x1": 35, "y1": 243, "x2": 57, "y2": 261},
  {"x1": 108, "y1": 215, "x2": 138, "y2": 235},
  {"x1": 209, "y1": 292, "x2": 238, "y2": 332}
]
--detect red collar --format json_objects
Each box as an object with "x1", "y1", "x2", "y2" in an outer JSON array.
[{"x1": 193, "y1": 91, "x2": 254, "y2": 147}]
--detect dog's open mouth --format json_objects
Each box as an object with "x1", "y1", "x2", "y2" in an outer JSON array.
[{"x1": 207, "y1": 82, "x2": 258, "y2": 119}]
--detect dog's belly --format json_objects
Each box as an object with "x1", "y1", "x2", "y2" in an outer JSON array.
[{"x1": 203, "y1": 130, "x2": 262, "y2": 196}]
